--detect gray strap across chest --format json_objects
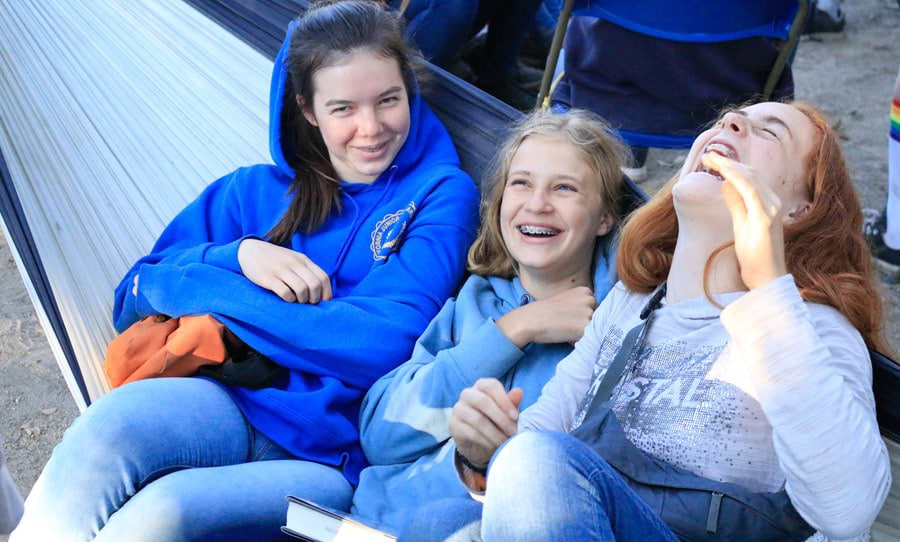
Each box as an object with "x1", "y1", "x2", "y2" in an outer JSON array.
[{"x1": 582, "y1": 283, "x2": 666, "y2": 418}]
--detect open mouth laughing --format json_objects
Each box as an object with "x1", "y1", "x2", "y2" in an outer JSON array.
[{"x1": 696, "y1": 142, "x2": 738, "y2": 180}]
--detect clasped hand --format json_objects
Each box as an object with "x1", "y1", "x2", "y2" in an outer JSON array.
[
  {"x1": 237, "y1": 239, "x2": 332, "y2": 303},
  {"x1": 496, "y1": 286, "x2": 596, "y2": 348},
  {"x1": 450, "y1": 378, "x2": 523, "y2": 468}
]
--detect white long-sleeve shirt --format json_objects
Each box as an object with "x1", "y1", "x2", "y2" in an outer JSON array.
[{"x1": 519, "y1": 275, "x2": 891, "y2": 540}]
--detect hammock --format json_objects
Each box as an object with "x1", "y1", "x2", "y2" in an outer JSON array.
[{"x1": 0, "y1": 1, "x2": 896, "y2": 537}]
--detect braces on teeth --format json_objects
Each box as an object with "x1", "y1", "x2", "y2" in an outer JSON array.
[{"x1": 519, "y1": 225, "x2": 557, "y2": 236}]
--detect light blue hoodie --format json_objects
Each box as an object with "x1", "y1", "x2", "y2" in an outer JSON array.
[
  {"x1": 110, "y1": 21, "x2": 479, "y2": 485},
  {"x1": 352, "y1": 239, "x2": 618, "y2": 529}
]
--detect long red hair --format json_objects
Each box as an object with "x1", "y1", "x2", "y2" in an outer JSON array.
[{"x1": 616, "y1": 101, "x2": 889, "y2": 354}]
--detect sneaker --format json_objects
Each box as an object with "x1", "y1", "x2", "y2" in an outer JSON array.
[
  {"x1": 863, "y1": 208, "x2": 900, "y2": 269},
  {"x1": 621, "y1": 165, "x2": 648, "y2": 183},
  {"x1": 516, "y1": 63, "x2": 545, "y2": 92},
  {"x1": 446, "y1": 58, "x2": 474, "y2": 83},
  {"x1": 475, "y1": 80, "x2": 537, "y2": 111},
  {"x1": 520, "y1": 29, "x2": 553, "y2": 68},
  {"x1": 621, "y1": 146, "x2": 649, "y2": 182},
  {"x1": 804, "y1": 0, "x2": 846, "y2": 34},
  {"x1": 862, "y1": 207, "x2": 886, "y2": 238}
]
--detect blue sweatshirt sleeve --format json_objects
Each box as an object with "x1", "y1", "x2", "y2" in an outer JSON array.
[
  {"x1": 129, "y1": 172, "x2": 480, "y2": 391},
  {"x1": 112, "y1": 168, "x2": 260, "y2": 331},
  {"x1": 359, "y1": 278, "x2": 524, "y2": 465}
]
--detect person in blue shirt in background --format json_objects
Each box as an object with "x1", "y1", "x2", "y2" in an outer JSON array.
[
  {"x1": 11, "y1": 2, "x2": 478, "y2": 540},
  {"x1": 352, "y1": 108, "x2": 628, "y2": 536}
]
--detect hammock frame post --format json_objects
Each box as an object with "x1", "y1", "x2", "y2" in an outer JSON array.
[{"x1": 535, "y1": 0, "x2": 575, "y2": 110}]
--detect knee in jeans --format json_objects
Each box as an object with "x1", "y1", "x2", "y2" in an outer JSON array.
[
  {"x1": 63, "y1": 392, "x2": 147, "y2": 451},
  {"x1": 490, "y1": 431, "x2": 567, "y2": 479},
  {"x1": 115, "y1": 477, "x2": 193, "y2": 534}
]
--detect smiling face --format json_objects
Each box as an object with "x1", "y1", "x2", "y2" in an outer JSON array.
[
  {"x1": 674, "y1": 102, "x2": 816, "y2": 222},
  {"x1": 301, "y1": 50, "x2": 411, "y2": 184},
  {"x1": 499, "y1": 135, "x2": 614, "y2": 288}
]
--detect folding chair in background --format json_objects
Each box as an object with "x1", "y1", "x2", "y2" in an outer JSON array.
[{"x1": 536, "y1": 0, "x2": 810, "y2": 150}]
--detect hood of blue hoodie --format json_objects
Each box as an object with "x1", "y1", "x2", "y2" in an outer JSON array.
[{"x1": 268, "y1": 21, "x2": 457, "y2": 183}]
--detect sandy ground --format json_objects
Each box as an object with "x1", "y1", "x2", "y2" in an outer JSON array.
[{"x1": 0, "y1": 0, "x2": 898, "y2": 539}]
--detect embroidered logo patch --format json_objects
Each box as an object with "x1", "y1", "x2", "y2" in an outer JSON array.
[{"x1": 371, "y1": 202, "x2": 416, "y2": 261}]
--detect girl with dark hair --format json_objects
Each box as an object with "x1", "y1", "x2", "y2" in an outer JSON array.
[
  {"x1": 443, "y1": 101, "x2": 891, "y2": 541},
  {"x1": 11, "y1": 2, "x2": 478, "y2": 540}
]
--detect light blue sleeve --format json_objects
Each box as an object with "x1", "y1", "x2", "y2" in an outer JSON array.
[{"x1": 359, "y1": 280, "x2": 524, "y2": 465}]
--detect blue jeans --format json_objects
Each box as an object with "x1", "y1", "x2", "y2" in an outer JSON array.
[
  {"x1": 481, "y1": 431, "x2": 679, "y2": 541},
  {"x1": 400, "y1": 497, "x2": 483, "y2": 541},
  {"x1": 471, "y1": 0, "x2": 545, "y2": 83},
  {"x1": 532, "y1": 0, "x2": 563, "y2": 35},
  {"x1": 390, "y1": 0, "x2": 480, "y2": 68},
  {"x1": 11, "y1": 378, "x2": 352, "y2": 542},
  {"x1": 392, "y1": 0, "x2": 544, "y2": 80}
]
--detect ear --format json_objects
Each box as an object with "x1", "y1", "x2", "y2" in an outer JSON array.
[
  {"x1": 297, "y1": 95, "x2": 317, "y2": 127},
  {"x1": 595, "y1": 212, "x2": 615, "y2": 237},
  {"x1": 785, "y1": 200, "x2": 812, "y2": 223}
]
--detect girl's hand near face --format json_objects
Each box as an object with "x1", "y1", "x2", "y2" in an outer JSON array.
[
  {"x1": 701, "y1": 152, "x2": 788, "y2": 290},
  {"x1": 237, "y1": 239, "x2": 333, "y2": 304},
  {"x1": 496, "y1": 286, "x2": 597, "y2": 348},
  {"x1": 449, "y1": 379, "x2": 523, "y2": 468}
]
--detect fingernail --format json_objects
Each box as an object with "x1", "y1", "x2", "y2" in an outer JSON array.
[{"x1": 508, "y1": 409, "x2": 518, "y2": 421}]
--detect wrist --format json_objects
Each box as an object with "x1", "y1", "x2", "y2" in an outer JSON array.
[
  {"x1": 454, "y1": 449, "x2": 487, "y2": 493},
  {"x1": 496, "y1": 310, "x2": 530, "y2": 348},
  {"x1": 457, "y1": 450, "x2": 489, "y2": 475}
]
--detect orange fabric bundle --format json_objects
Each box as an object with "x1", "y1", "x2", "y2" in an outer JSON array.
[{"x1": 103, "y1": 314, "x2": 229, "y2": 388}]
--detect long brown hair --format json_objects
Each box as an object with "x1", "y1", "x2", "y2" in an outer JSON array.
[
  {"x1": 267, "y1": 1, "x2": 424, "y2": 243},
  {"x1": 616, "y1": 101, "x2": 889, "y2": 354},
  {"x1": 467, "y1": 108, "x2": 628, "y2": 278}
]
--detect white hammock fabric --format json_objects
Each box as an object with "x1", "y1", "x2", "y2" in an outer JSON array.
[{"x1": 0, "y1": 0, "x2": 272, "y2": 408}]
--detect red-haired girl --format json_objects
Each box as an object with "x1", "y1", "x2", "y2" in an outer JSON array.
[{"x1": 443, "y1": 101, "x2": 891, "y2": 542}]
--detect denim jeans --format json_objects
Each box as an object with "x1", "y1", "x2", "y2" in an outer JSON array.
[
  {"x1": 390, "y1": 0, "x2": 480, "y2": 68},
  {"x1": 11, "y1": 378, "x2": 352, "y2": 542},
  {"x1": 532, "y1": 0, "x2": 563, "y2": 35},
  {"x1": 400, "y1": 497, "x2": 483, "y2": 542},
  {"x1": 392, "y1": 0, "x2": 544, "y2": 80},
  {"x1": 471, "y1": 0, "x2": 545, "y2": 83},
  {"x1": 480, "y1": 431, "x2": 679, "y2": 541}
]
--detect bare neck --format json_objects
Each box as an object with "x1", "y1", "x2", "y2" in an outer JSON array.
[
  {"x1": 519, "y1": 268, "x2": 593, "y2": 301},
  {"x1": 666, "y1": 224, "x2": 744, "y2": 304}
]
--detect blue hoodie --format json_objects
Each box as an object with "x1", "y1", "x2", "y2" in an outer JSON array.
[
  {"x1": 111, "y1": 22, "x2": 479, "y2": 485},
  {"x1": 351, "y1": 239, "x2": 617, "y2": 529}
]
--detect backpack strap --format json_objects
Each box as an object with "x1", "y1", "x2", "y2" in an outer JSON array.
[{"x1": 583, "y1": 283, "x2": 666, "y2": 417}]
